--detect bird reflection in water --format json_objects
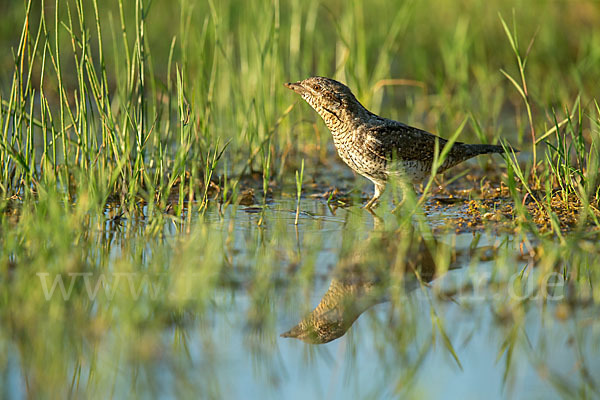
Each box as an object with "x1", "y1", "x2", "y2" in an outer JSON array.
[{"x1": 281, "y1": 216, "x2": 464, "y2": 344}]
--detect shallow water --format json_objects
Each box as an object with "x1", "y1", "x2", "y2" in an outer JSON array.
[
  {"x1": 195, "y1": 200, "x2": 597, "y2": 399},
  {"x1": 5, "y1": 196, "x2": 599, "y2": 399}
]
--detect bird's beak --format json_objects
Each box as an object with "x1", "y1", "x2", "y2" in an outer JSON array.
[{"x1": 284, "y1": 81, "x2": 305, "y2": 94}]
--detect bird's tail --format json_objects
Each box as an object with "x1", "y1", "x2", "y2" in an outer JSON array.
[{"x1": 460, "y1": 143, "x2": 519, "y2": 157}]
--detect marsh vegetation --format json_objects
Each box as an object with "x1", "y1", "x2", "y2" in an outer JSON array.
[{"x1": 1, "y1": 0, "x2": 599, "y2": 398}]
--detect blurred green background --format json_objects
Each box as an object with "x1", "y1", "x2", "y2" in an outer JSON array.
[
  {"x1": 2, "y1": 0, "x2": 599, "y2": 162},
  {"x1": 1, "y1": 1, "x2": 599, "y2": 398}
]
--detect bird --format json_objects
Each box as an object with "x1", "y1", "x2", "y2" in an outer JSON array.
[
  {"x1": 285, "y1": 76, "x2": 516, "y2": 208},
  {"x1": 280, "y1": 220, "x2": 442, "y2": 344},
  {"x1": 280, "y1": 215, "x2": 495, "y2": 344},
  {"x1": 280, "y1": 276, "x2": 381, "y2": 344}
]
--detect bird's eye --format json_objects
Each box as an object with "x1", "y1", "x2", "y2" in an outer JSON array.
[{"x1": 312, "y1": 84, "x2": 321, "y2": 91}]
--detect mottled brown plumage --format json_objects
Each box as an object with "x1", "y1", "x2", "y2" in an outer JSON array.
[
  {"x1": 279, "y1": 277, "x2": 379, "y2": 344},
  {"x1": 285, "y1": 76, "x2": 516, "y2": 208},
  {"x1": 280, "y1": 222, "x2": 441, "y2": 344}
]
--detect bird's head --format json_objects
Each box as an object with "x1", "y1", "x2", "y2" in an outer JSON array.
[{"x1": 284, "y1": 76, "x2": 363, "y2": 124}]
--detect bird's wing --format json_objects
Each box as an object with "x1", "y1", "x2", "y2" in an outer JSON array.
[{"x1": 364, "y1": 122, "x2": 451, "y2": 163}]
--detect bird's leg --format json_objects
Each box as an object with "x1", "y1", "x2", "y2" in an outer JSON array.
[{"x1": 363, "y1": 183, "x2": 385, "y2": 209}]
